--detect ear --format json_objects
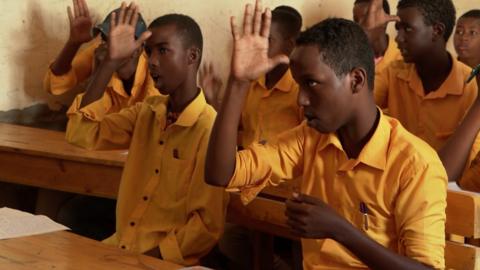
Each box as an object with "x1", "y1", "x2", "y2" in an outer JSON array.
[
  {"x1": 188, "y1": 47, "x2": 201, "y2": 66},
  {"x1": 285, "y1": 37, "x2": 296, "y2": 55},
  {"x1": 432, "y1": 22, "x2": 446, "y2": 42},
  {"x1": 349, "y1": 67, "x2": 368, "y2": 94}
]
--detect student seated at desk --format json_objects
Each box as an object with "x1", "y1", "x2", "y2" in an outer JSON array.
[
  {"x1": 66, "y1": 3, "x2": 228, "y2": 266},
  {"x1": 353, "y1": 0, "x2": 402, "y2": 75},
  {"x1": 439, "y1": 75, "x2": 480, "y2": 191},
  {"x1": 44, "y1": 0, "x2": 157, "y2": 120},
  {"x1": 205, "y1": 0, "x2": 446, "y2": 269},
  {"x1": 202, "y1": 5, "x2": 303, "y2": 269},
  {"x1": 454, "y1": 10, "x2": 480, "y2": 69},
  {"x1": 364, "y1": 0, "x2": 478, "y2": 151}
]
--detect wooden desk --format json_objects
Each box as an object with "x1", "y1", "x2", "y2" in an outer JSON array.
[
  {"x1": 0, "y1": 231, "x2": 182, "y2": 270},
  {"x1": 0, "y1": 123, "x2": 125, "y2": 198}
]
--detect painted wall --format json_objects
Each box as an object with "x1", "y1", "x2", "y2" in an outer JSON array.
[{"x1": 0, "y1": 0, "x2": 477, "y2": 111}]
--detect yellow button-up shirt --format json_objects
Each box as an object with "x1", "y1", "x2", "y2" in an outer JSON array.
[
  {"x1": 374, "y1": 56, "x2": 478, "y2": 150},
  {"x1": 66, "y1": 91, "x2": 228, "y2": 266},
  {"x1": 240, "y1": 69, "x2": 303, "y2": 148},
  {"x1": 228, "y1": 111, "x2": 446, "y2": 269}
]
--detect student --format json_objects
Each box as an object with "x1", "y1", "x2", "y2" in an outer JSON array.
[
  {"x1": 205, "y1": 0, "x2": 446, "y2": 269},
  {"x1": 439, "y1": 75, "x2": 480, "y2": 191},
  {"x1": 366, "y1": 0, "x2": 478, "y2": 151},
  {"x1": 353, "y1": 0, "x2": 402, "y2": 74},
  {"x1": 44, "y1": 0, "x2": 157, "y2": 120},
  {"x1": 66, "y1": 3, "x2": 228, "y2": 266},
  {"x1": 454, "y1": 10, "x2": 480, "y2": 68},
  {"x1": 213, "y1": 6, "x2": 303, "y2": 270}
]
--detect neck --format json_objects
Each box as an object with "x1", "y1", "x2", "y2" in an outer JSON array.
[
  {"x1": 458, "y1": 56, "x2": 480, "y2": 69},
  {"x1": 265, "y1": 64, "x2": 289, "y2": 89},
  {"x1": 169, "y1": 73, "x2": 199, "y2": 113},
  {"x1": 415, "y1": 48, "x2": 451, "y2": 93},
  {"x1": 336, "y1": 95, "x2": 379, "y2": 159},
  {"x1": 371, "y1": 33, "x2": 389, "y2": 58}
]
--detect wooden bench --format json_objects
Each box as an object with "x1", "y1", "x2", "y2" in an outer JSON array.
[{"x1": 0, "y1": 231, "x2": 182, "y2": 270}]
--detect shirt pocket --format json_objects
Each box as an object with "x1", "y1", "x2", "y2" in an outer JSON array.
[
  {"x1": 353, "y1": 211, "x2": 395, "y2": 248},
  {"x1": 164, "y1": 156, "x2": 195, "y2": 202}
]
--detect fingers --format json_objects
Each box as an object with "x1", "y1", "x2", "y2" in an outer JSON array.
[
  {"x1": 285, "y1": 199, "x2": 309, "y2": 215},
  {"x1": 387, "y1": 15, "x2": 400, "y2": 23},
  {"x1": 230, "y1": 16, "x2": 240, "y2": 41},
  {"x1": 135, "y1": 31, "x2": 152, "y2": 47},
  {"x1": 260, "y1": 8, "x2": 271, "y2": 38},
  {"x1": 118, "y1": 2, "x2": 127, "y2": 24},
  {"x1": 252, "y1": 0, "x2": 263, "y2": 35},
  {"x1": 67, "y1": 6, "x2": 74, "y2": 24},
  {"x1": 243, "y1": 4, "x2": 253, "y2": 36},
  {"x1": 267, "y1": 54, "x2": 290, "y2": 72},
  {"x1": 293, "y1": 192, "x2": 323, "y2": 205},
  {"x1": 124, "y1": 2, "x2": 135, "y2": 24},
  {"x1": 110, "y1": 11, "x2": 117, "y2": 29},
  {"x1": 129, "y1": 4, "x2": 139, "y2": 25},
  {"x1": 80, "y1": 0, "x2": 90, "y2": 17},
  {"x1": 73, "y1": 0, "x2": 80, "y2": 18}
]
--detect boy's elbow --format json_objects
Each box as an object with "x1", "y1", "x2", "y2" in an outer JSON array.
[{"x1": 204, "y1": 173, "x2": 229, "y2": 187}]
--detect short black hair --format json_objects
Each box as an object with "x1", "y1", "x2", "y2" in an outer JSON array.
[
  {"x1": 397, "y1": 0, "x2": 456, "y2": 42},
  {"x1": 354, "y1": 0, "x2": 390, "y2": 15},
  {"x1": 271, "y1": 6, "x2": 303, "y2": 39},
  {"x1": 149, "y1": 14, "x2": 203, "y2": 61},
  {"x1": 460, "y1": 10, "x2": 480, "y2": 20},
  {"x1": 296, "y1": 18, "x2": 375, "y2": 90}
]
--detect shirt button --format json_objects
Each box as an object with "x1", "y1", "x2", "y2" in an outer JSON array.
[
  {"x1": 155, "y1": 169, "x2": 159, "y2": 174},
  {"x1": 143, "y1": 196, "x2": 149, "y2": 201},
  {"x1": 130, "y1": 222, "x2": 136, "y2": 227},
  {"x1": 121, "y1": 245, "x2": 126, "y2": 249},
  {"x1": 159, "y1": 140, "x2": 164, "y2": 145}
]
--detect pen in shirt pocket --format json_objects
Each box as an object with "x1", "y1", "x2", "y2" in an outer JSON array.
[
  {"x1": 360, "y1": 202, "x2": 369, "y2": 231},
  {"x1": 466, "y1": 63, "x2": 480, "y2": 83}
]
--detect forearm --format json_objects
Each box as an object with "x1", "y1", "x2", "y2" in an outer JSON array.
[
  {"x1": 50, "y1": 41, "x2": 83, "y2": 76},
  {"x1": 79, "y1": 60, "x2": 119, "y2": 108},
  {"x1": 335, "y1": 223, "x2": 433, "y2": 270},
  {"x1": 439, "y1": 100, "x2": 480, "y2": 182},
  {"x1": 205, "y1": 77, "x2": 250, "y2": 186}
]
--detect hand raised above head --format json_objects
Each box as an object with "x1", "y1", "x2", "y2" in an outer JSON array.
[
  {"x1": 67, "y1": 0, "x2": 94, "y2": 45},
  {"x1": 358, "y1": 0, "x2": 399, "y2": 31}
]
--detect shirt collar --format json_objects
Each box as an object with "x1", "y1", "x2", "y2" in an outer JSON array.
[
  {"x1": 396, "y1": 54, "x2": 468, "y2": 98},
  {"x1": 257, "y1": 69, "x2": 296, "y2": 93},
  {"x1": 316, "y1": 108, "x2": 389, "y2": 171}
]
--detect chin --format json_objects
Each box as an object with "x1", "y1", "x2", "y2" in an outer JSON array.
[{"x1": 307, "y1": 120, "x2": 335, "y2": 134}]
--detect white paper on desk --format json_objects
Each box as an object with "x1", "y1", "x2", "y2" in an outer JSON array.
[{"x1": 0, "y1": 207, "x2": 69, "y2": 240}]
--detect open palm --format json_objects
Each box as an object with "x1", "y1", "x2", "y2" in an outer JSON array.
[
  {"x1": 359, "y1": 0, "x2": 399, "y2": 31},
  {"x1": 230, "y1": 0, "x2": 289, "y2": 82},
  {"x1": 67, "y1": 0, "x2": 93, "y2": 45}
]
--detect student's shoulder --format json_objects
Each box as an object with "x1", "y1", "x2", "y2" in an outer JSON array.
[{"x1": 385, "y1": 115, "x2": 446, "y2": 175}]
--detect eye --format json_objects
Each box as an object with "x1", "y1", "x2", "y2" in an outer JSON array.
[
  {"x1": 405, "y1": 26, "x2": 413, "y2": 32},
  {"x1": 144, "y1": 47, "x2": 151, "y2": 56},
  {"x1": 307, "y1": 80, "x2": 318, "y2": 87},
  {"x1": 471, "y1": 30, "x2": 478, "y2": 36},
  {"x1": 455, "y1": 29, "x2": 464, "y2": 35},
  {"x1": 158, "y1": 48, "x2": 168, "y2": 54}
]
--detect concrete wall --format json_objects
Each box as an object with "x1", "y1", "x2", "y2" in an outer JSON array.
[{"x1": 0, "y1": 0, "x2": 477, "y2": 111}]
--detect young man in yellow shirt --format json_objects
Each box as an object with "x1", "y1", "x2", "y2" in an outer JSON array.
[
  {"x1": 66, "y1": 3, "x2": 228, "y2": 266},
  {"x1": 353, "y1": 0, "x2": 401, "y2": 74},
  {"x1": 44, "y1": 0, "x2": 156, "y2": 120},
  {"x1": 454, "y1": 10, "x2": 480, "y2": 69},
  {"x1": 205, "y1": 1, "x2": 446, "y2": 269},
  {"x1": 363, "y1": 0, "x2": 478, "y2": 151}
]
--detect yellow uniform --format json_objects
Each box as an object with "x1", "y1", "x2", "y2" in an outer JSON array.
[
  {"x1": 374, "y1": 56, "x2": 478, "y2": 150},
  {"x1": 227, "y1": 111, "x2": 446, "y2": 269},
  {"x1": 45, "y1": 36, "x2": 157, "y2": 120},
  {"x1": 457, "y1": 132, "x2": 480, "y2": 192},
  {"x1": 375, "y1": 36, "x2": 402, "y2": 75},
  {"x1": 66, "y1": 91, "x2": 228, "y2": 266},
  {"x1": 240, "y1": 69, "x2": 303, "y2": 148}
]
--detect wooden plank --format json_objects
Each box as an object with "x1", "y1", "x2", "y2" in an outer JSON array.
[
  {"x1": 0, "y1": 123, "x2": 126, "y2": 167},
  {"x1": 0, "y1": 151, "x2": 122, "y2": 199},
  {"x1": 446, "y1": 190, "x2": 480, "y2": 238},
  {"x1": 0, "y1": 231, "x2": 181, "y2": 270},
  {"x1": 446, "y1": 241, "x2": 480, "y2": 270}
]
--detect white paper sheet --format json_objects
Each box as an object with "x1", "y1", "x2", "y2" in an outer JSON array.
[{"x1": 0, "y1": 207, "x2": 69, "y2": 240}]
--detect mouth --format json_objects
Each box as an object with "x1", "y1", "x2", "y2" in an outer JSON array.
[{"x1": 150, "y1": 72, "x2": 161, "y2": 82}]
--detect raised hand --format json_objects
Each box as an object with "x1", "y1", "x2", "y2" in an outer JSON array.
[
  {"x1": 359, "y1": 0, "x2": 399, "y2": 31},
  {"x1": 108, "y1": 2, "x2": 151, "y2": 62},
  {"x1": 199, "y1": 62, "x2": 223, "y2": 109},
  {"x1": 67, "y1": 0, "x2": 94, "y2": 45},
  {"x1": 230, "y1": 0, "x2": 289, "y2": 82}
]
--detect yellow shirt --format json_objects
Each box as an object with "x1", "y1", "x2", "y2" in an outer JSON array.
[
  {"x1": 375, "y1": 35, "x2": 402, "y2": 75},
  {"x1": 240, "y1": 69, "x2": 303, "y2": 148},
  {"x1": 66, "y1": 91, "x2": 228, "y2": 266},
  {"x1": 457, "y1": 131, "x2": 480, "y2": 192},
  {"x1": 374, "y1": 56, "x2": 478, "y2": 150},
  {"x1": 227, "y1": 111, "x2": 446, "y2": 270}
]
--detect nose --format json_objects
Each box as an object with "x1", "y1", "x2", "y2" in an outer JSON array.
[
  {"x1": 297, "y1": 88, "x2": 310, "y2": 107},
  {"x1": 148, "y1": 51, "x2": 159, "y2": 70}
]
